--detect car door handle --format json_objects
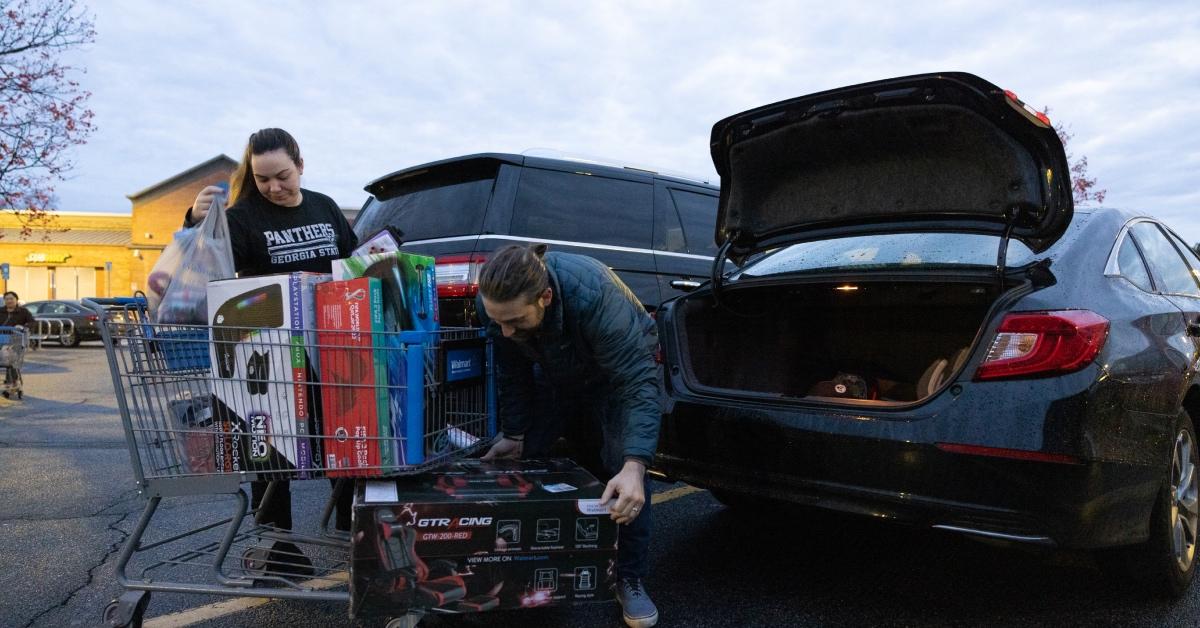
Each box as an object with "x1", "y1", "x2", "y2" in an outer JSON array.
[{"x1": 670, "y1": 280, "x2": 702, "y2": 291}]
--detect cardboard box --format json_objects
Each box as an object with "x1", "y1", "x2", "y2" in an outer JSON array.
[
  {"x1": 206, "y1": 272, "x2": 330, "y2": 476},
  {"x1": 333, "y1": 251, "x2": 439, "y2": 465},
  {"x1": 351, "y1": 459, "x2": 618, "y2": 616},
  {"x1": 315, "y1": 278, "x2": 392, "y2": 476},
  {"x1": 332, "y1": 251, "x2": 439, "y2": 334}
]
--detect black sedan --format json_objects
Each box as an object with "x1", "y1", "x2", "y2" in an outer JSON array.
[
  {"x1": 655, "y1": 72, "x2": 1200, "y2": 597},
  {"x1": 23, "y1": 299, "x2": 105, "y2": 346}
]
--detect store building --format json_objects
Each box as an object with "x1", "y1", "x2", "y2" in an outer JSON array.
[{"x1": 1, "y1": 154, "x2": 360, "y2": 302}]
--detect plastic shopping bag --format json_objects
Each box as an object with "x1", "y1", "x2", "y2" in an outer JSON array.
[
  {"x1": 145, "y1": 228, "x2": 196, "y2": 315},
  {"x1": 154, "y1": 195, "x2": 236, "y2": 323}
]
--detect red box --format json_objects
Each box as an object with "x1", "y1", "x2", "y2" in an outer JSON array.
[{"x1": 316, "y1": 278, "x2": 390, "y2": 477}]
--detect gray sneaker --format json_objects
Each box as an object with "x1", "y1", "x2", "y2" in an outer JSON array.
[{"x1": 616, "y1": 578, "x2": 659, "y2": 628}]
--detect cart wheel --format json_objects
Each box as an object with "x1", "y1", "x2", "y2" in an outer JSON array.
[
  {"x1": 385, "y1": 611, "x2": 425, "y2": 628},
  {"x1": 15, "y1": 390, "x2": 21, "y2": 400},
  {"x1": 241, "y1": 545, "x2": 271, "y2": 578},
  {"x1": 102, "y1": 590, "x2": 150, "y2": 628}
]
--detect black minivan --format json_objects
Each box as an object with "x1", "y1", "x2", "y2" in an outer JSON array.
[{"x1": 352, "y1": 153, "x2": 720, "y2": 325}]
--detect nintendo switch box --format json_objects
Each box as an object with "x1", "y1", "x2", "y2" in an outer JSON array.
[
  {"x1": 315, "y1": 277, "x2": 393, "y2": 476},
  {"x1": 206, "y1": 272, "x2": 330, "y2": 476},
  {"x1": 351, "y1": 459, "x2": 618, "y2": 616}
]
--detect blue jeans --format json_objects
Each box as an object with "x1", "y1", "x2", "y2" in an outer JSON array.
[{"x1": 520, "y1": 371, "x2": 653, "y2": 580}]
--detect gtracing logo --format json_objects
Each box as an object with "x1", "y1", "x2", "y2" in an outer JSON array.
[{"x1": 416, "y1": 516, "x2": 494, "y2": 528}]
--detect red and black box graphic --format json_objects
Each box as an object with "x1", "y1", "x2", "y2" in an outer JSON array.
[{"x1": 351, "y1": 459, "x2": 618, "y2": 616}]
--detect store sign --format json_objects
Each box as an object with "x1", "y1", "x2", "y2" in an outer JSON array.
[{"x1": 25, "y1": 252, "x2": 71, "y2": 264}]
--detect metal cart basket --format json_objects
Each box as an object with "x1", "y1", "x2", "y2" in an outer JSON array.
[
  {"x1": 85, "y1": 297, "x2": 496, "y2": 628},
  {"x1": 0, "y1": 325, "x2": 28, "y2": 399}
]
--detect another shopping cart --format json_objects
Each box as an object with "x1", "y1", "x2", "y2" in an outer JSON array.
[
  {"x1": 84, "y1": 297, "x2": 497, "y2": 628},
  {"x1": 0, "y1": 325, "x2": 28, "y2": 399}
]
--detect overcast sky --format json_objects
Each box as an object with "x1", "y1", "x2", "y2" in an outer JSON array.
[{"x1": 54, "y1": 1, "x2": 1200, "y2": 240}]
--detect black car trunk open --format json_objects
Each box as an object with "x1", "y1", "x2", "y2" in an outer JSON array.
[
  {"x1": 673, "y1": 73, "x2": 1074, "y2": 405},
  {"x1": 674, "y1": 279, "x2": 1016, "y2": 403}
]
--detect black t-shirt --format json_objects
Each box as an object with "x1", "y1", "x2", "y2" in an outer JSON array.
[{"x1": 225, "y1": 189, "x2": 358, "y2": 277}]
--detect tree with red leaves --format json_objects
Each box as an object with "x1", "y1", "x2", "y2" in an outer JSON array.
[
  {"x1": 1044, "y1": 107, "x2": 1107, "y2": 206},
  {"x1": 1, "y1": 0, "x2": 95, "y2": 237}
]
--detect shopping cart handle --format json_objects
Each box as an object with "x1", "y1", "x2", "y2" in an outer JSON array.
[
  {"x1": 81, "y1": 296, "x2": 148, "y2": 316},
  {"x1": 82, "y1": 296, "x2": 147, "y2": 307}
]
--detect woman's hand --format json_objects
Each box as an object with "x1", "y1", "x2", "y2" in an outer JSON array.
[{"x1": 189, "y1": 185, "x2": 226, "y2": 223}]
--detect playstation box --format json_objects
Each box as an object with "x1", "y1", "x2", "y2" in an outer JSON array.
[{"x1": 206, "y1": 272, "x2": 330, "y2": 476}]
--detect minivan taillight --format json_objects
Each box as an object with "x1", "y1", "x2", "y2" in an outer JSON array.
[
  {"x1": 974, "y1": 310, "x2": 1109, "y2": 381},
  {"x1": 436, "y1": 254, "x2": 488, "y2": 298}
]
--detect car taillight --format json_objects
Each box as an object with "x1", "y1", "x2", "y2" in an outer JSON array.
[
  {"x1": 974, "y1": 310, "x2": 1108, "y2": 381},
  {"x1": 86, "y1": 314, "x2": 99, "y2": 321},
  {"x1": 1003, "y1": 89, "x2": 1052, "y2": 127},
  {"x1": 436, "y1": 254, "x2": 488, "y2": 298}
]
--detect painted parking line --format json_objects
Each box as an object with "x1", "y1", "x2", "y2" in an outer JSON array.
[
  {"x1": 651, "y1": 484, "x2": 706, "y2": 504},
  {"x1": 142, "y1": 485, "x2": 707, "y2": 628},
  {"x1": 142, "y1": 573, "x2": 347, "y2": 628}
]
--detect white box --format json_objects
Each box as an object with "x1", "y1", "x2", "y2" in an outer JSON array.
[{"x1": 207, "y1": 272, "x2": 330, "y2": 475}]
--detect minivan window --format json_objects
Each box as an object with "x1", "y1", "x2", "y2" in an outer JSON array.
[
  {"x1": 1130, "y1": 222, "x2": 1200, "y2": 296},
  {"x1": 667, "y1": 189, "x2": 719, "y2": 257},
  {"x1": 1117, "y1": 236, "x2": 1154, "y2": 292},
  {"x1": 510, "y1": 168, "x2": 652, "y2": 249},
  {"x1": 354, "y1": 171, "x2": 496, "y2": 242},
  {"x1": 741, "y1": 233, "x2": 1036, "y2": 277}
]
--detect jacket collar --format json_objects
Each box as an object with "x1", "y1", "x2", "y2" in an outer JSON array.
[{"x1": 537, "y1": 264, "x2": 565, "y2": 337}]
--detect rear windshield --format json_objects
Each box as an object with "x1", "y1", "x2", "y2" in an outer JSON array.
[
  {"x1": 354, "y1": 162, "x2": 498, "y2": 242},
  {"x1": 741, "y1": 233, "x2": 1037, "y2": 277}
]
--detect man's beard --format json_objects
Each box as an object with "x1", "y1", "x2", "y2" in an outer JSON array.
[{"x1": 508, "y1": 302, "x2": 546, "y2": 342}]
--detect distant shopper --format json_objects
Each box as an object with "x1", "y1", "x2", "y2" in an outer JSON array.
[
  {"x1": 2, "y1": 291, "x2": 34, "y2": 387},
  {"x1": 479, "y1": 244, "x2": 662, "y2": 628},
  {"x1": 184, "y1": 128, "x2": 358, "y2": 571}
]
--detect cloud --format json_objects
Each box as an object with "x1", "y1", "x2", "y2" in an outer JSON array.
[{"x1": 49, "y1": 0, "x2": 1200, "y2": 240}]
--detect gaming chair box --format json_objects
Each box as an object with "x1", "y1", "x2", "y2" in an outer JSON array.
[
  {"x1": 315, "y1": 277, "x2": 393, "y2": 477},
  {"x1": 206, "y1": 272, "x2": 330, "y2": 476},
  {"x1": 351, "y1": 458, "x2": 618, "y2": 616},
  {"x1": 332, "y1": 251, "x2": 439, "y2": 465}
]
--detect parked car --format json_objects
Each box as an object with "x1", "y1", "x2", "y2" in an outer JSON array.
[
  {"x1": 352, "y1": 153, "x2": 721, "y2": 325},
  {"x1": 23, "y1": 299, "x2": 103, "y2": 346},
  {"x1": 654, "y1": 72, "x2": 1200, "y2": 597}
]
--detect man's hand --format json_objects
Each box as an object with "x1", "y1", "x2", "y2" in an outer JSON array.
[
  {"x1": 481, "y1": 436, "x2": 523, "y2": 461},
  {"x1": 600, "y1": 459, "x2": 646, "y2": 525}
]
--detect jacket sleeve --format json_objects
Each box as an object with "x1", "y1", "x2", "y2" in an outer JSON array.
[
  {"x1": 475, "y1": 297, "x2": 536, "y2": 437},
  {"x1": 580, "y1": 277, "x2": 661, "y2": 466}
]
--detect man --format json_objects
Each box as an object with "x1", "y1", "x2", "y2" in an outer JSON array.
[{"x1": 478, "y1": 244, "x2": 661, "y2": 628}]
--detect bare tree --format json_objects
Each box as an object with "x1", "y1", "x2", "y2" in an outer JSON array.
[{"x1": 1, "y1": 0, "x2": 95, "y2": 237}]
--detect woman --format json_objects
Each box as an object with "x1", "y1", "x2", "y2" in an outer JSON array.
[
  {"x1": 2, "y1": 291, "x2": 35, "y2": 391},
  {"x1": 186, "y1": 128, "x2": 357, "y2": 571}
]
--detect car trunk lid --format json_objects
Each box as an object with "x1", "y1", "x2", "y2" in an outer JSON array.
[{"x1": 710, "y1": 72, "x2": 1073, "y2": 258}]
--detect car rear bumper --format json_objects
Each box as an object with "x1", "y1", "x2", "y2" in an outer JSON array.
[{"x1": 656, "y1": 399, "x2": 1161, "y2": 549}]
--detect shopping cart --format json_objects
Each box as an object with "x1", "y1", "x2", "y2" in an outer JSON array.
[
  {"x1": 0, "y1": 325, "x2": 28, "y2": 399},
  {"x1": 83, "y1": 297, "x2": 497, "y2": 628}
]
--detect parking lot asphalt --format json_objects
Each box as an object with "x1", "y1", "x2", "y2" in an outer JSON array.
[{"x1": 3, "y1": 345, "x2": 1200, "y2": 627}]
